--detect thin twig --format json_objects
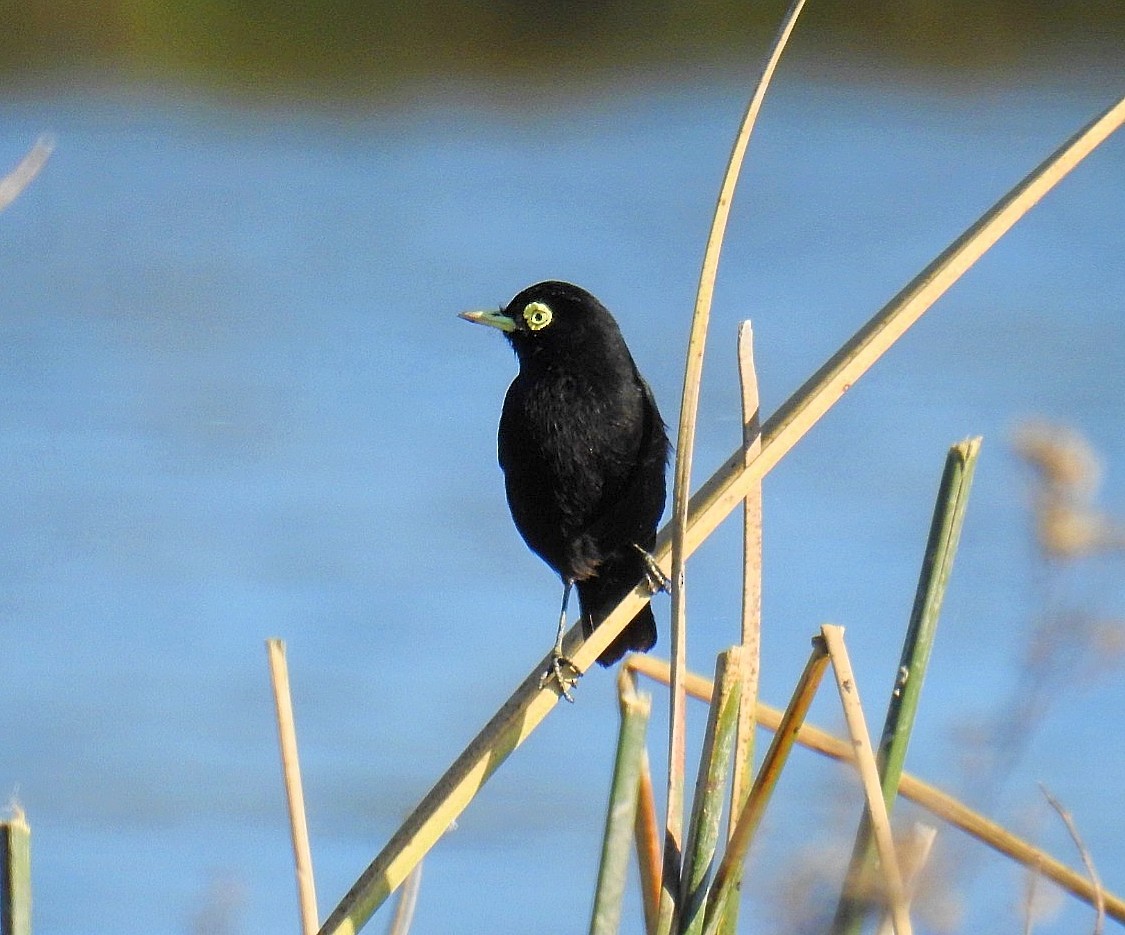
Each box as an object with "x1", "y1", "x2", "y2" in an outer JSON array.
[
  {"x1": 267, "y1": 639, "x2": 319, "y2": 935},
  {"x1": 1040, "y1": 785, "x2": 1105, "y2": 935},
  {"x1": 662, "y1": 92, "x2": 1125, "y2": 574}
]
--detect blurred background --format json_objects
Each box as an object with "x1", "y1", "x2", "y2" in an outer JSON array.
[{"x1": 2, "y1": 2, "x2": 1123, "y2": 933}]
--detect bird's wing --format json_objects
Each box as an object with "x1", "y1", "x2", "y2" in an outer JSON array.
[{"x1": 579, "y1": 375, "x2": 669, "y2": 553}]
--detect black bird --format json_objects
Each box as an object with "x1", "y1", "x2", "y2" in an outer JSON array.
[{"x1": 460, "y1": 281, "x2": 669, "y2": 698}]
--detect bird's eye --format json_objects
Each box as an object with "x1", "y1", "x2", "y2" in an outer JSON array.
[{"x1": 523, "y1": 301, "x2": 553, "y2": 331}]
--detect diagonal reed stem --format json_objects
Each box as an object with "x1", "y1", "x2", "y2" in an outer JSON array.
[
  {"x1": 821, "y1": 625, "x2": 912, "y2": 935},
  {"x1": 316, "y1": 95, "x2": 1125, "y2": 935}
]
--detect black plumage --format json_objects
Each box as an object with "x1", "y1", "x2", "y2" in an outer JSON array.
[{"x1": 460, "y1": 281, "x2": 669, "y2": 687}]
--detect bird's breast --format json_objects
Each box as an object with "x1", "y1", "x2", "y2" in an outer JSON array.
[{"x1": 500, "y1": 372, "x2": 642, "y2": 516}]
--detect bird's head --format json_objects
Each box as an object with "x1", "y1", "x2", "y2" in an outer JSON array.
[{"x1": 459, "y1": 281, "x2": 621, "y2": 362}]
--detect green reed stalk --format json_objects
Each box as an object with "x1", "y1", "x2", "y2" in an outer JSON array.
[
  {"x1": 680, "y1": 649, "x2": 744, "y2": 935},
  {"x1": 590, "y1": 680, "x2": 653, "y2": 935},
  {"x1": 831, "y1": 438, "x2": 982, "y2": 934}
]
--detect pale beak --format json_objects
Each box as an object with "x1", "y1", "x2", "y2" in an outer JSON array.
[{"x1": 458, "y1": 309, "x2": 518, "y2": 333}]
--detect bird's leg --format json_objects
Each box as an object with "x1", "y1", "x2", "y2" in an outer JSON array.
[
  {"x1": 540, "y1": 580, "x2": 581, "y2": 702},
  {"x1": 633, "y1": 543, "x2": 672, "y2": 594}
]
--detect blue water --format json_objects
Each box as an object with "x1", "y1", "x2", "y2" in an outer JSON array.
[{"x1": 2, "y1": 69, "x2": 1123, "y2": 934}]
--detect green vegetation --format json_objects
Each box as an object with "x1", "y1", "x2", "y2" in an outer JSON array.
[{"x1": 4, "y1": 1, "x2": 1123, "y2": 95}]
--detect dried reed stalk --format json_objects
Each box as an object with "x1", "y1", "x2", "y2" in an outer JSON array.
[
  {"x1": 661, "y1": 5, "x2": 808, "y2": 929},
  {"x1": 267, "y1": 639, "x2": 319, "y2": 935},
  {"x1": 626, "y1": 654, "x2": 1125, "y2": 924},
  {"x1": 821, "y1": 626, "x2": 912, "y2": 935}
]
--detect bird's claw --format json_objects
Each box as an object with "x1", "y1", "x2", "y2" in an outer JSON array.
[
  {"x1": 634, "y1": 544, "x2": 672, "y2": 594},
  {"x1": 540, "y1": 652, "x2": 581, "y2": 703}
]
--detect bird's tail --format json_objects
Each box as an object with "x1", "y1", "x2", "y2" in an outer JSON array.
[{"x1": 576, "y1": 556, "x2": 658, "y2": 667}]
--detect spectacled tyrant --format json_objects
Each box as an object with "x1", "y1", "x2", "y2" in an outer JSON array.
[{"x1": 460, "y1": 281, "x2": 669, "y2": 699}]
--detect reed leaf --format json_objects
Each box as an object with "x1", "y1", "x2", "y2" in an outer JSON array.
[
  {"x1": 590, "y1": 676, "x2": 653, "y2": 935},
  {"x1": 679, "y1": 649, "x2": 744, "y2": 935}
]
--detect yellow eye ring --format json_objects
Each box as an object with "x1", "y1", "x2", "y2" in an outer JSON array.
[{"x1": 523, "y1": 301, "x2": 553, "y2": 331}]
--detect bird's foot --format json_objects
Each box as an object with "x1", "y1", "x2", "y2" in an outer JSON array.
[
  {"x1": 539, "y1": 652, "x2": 581, "y2": 703},
  {"x1": 633, "y1": 544, "x2": 672, "y2": 594}
]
